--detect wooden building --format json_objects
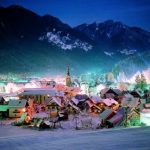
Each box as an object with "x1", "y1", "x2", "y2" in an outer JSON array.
[
  {"x1": 18, "y1": 88, "x2": 56, "y2": 104},
  {"x1": 8, "y1": 99, "x2": 27, "y2": 118},
  {"x1": 100, "y1": 88, "x2": 122, "y2": 100}
]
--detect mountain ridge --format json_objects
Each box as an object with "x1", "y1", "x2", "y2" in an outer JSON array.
[
  {"x1": 74, "y1": 20, "x2": 150, "y2": 52},
  {"x1": 0, "y1": 5, "x2": 150, "y2": 77}
]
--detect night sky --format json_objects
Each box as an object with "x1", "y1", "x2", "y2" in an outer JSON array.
[{"x1": 0, "y1": 0, "x2": 150, "y2": 31}]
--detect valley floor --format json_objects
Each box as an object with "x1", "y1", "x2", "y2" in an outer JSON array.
[{"x1": 0, "y1": 125, "x2": 150, "y2": 150}]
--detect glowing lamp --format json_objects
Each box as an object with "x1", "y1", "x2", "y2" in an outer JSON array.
[
  {"x1": 25, "y1": 115, "x2": 31, "y2": 123},
  {"x1": 22, "y1": 108, "x2": 26, "y2": 112},
  {"x1": 28, "y1": 116, "x2": 31, "y2": 121}
]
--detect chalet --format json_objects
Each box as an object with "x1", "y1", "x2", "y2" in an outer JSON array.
[
  {"x1": 106, "y1": 108, "x2": 125, "y2": 127},
  {"x1": 8, "y1": 99, "x2": 28, "y2": 118},
  {"x1": 18, "y1": 88, "x2": 56, "y2": 104},
  {"x1": 86, "y1": 100, "x2": 104, "y2": 113},
  {"x1": 130, "y1": 90, "x2": 142, "y2": 98},
  {"x1": 102, "y1": 98, "x2": 119, "y2": 110},
  {"x1": 99, "y1": 109, "x2": 115, "y2": 122},
  {"x1": 90, "y1": 96, "x2": 102, "y2": 104},
  {"x1": 122, "y1": 94, "x2": 140, "y2": 108},
  {"x1": 47, "y1": 97, "x2": 63, "y2": 110},
  {"x1": 107, "y1": 107, "x2": 140, "y2": 127},
  {"x1": 75, "y1": 94, "x2": 89, "y2": 110},
  {"x1": 68, "y1": 101, "x2": 80, "y2": 113},
  {"x1": 102, "y1": 98, "x2": 118, "y2": 107},
  {"x1": 75, "y1": 94, "x2": 89, "y2": 100},
  {"x1": 68, "y1": 97, "x2": 86, "y2": 112},
  {"x1": 71, "y1": 97, "x2": 79, "y2": 105},
  {"x1": 90, "y1": 96, "x2": 104, "y2": 112},
  {"x1": 100, "y1": 88, "x2": 122, "y2": 100}
]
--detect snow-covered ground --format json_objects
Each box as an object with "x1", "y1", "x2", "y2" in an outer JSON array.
[{"x1": 0, "y1": 124, "x2": 150, "y2": 150}]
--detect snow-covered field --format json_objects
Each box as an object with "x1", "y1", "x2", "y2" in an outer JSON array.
[{"x1": 0, "y1": 125, "x2": 150, "y2": 150}]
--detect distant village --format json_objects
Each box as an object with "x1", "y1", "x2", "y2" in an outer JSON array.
[{"x1": 0, "y1": 66, "x2": 150, "y2": 129}]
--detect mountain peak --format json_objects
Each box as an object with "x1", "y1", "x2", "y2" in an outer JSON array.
[
  {"x1": 0, "y1": 4, "x2": 39, "y2": 18},
  {"x1": 7, "y1": 4, "x2": 24, "y2": 9},
  {"x1": 75, "y1": 19, "x2": 150, "y2": 53},
  {"x1": 6, "y1": 4, "x2": 35, "y2": 13}
]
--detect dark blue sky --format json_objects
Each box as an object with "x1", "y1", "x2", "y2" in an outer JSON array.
[{"x1": 0, "y1": 0, "x2": 150, "y2": 31}]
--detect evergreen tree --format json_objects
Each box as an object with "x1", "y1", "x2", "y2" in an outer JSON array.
[
  {"x1": 135, "y1": 74, "x2": 141, "y2": 88},
  {"x1": 140, "y1": 73, "x2": 147, "y2": 90},
  {"x1": 135, "y1": 73, "x2": 147, "y2": 91}
]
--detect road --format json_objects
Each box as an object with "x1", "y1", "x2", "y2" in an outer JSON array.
[{"x1": 0, "y1": 125, "x2": 150, "y2": 150}]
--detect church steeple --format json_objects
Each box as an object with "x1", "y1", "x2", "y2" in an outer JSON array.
[
  {"x1": 67, "y1": 65, "x2": 70, "y2": 76},
  {"x1": 66, "y1": 66, "x2": 72, "y2": 87}
]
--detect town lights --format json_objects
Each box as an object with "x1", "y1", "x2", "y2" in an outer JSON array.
[
  {"x1": 25, "y1": 115, "x2": 31, "y2": 123},
  {"x1": 22, "y1": 108, "x2": 26, "y2": 112}
]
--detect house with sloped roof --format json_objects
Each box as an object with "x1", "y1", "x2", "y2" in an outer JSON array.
[
  {"x1": 99, "y1": 109, "x2": 115, "y2": 122},
  {"x1": 18, "y1": 88, "x2": 56, "y2": 104},
  {"x1": 100, "y1": 88, "x2": 122, "y2": 100},
  {"x1": 8, "y1": 99, "x2": 28, "y2": 118},
  {"x1": 130, "y1": 90, "x2": 141, "y2": 98}
]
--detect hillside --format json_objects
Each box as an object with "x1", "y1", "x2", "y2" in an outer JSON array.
[{"x1": 0, "y1": 5, "x2": 150, "y2": 77}]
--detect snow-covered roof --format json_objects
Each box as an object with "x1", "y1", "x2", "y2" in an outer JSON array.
[
  {"x1": 52, "y1": 97, "x2": 62, "y2": 107},
  {"x1": 19, "y1": 89, "x2": 56, "y2": 96},
  {"x1": 56, "y1": 91, "x2": 64, "y2": 97},
  {"x1": 102, "y1": 98, "x2": 118, "y2": 106},
  {"x1": 122, "y1": 94, "x2": 139, "y2": 107},
  {"x1": 145, "y1": 103, "x2": 150, "y2": 108},
  {"x1": 101, "y1": 88, "x2": 121, "y2": 96},
  {"x1": 130, "y1": 90, "x2": 143, "y2": 97},
  {"x1": 101, "y1": 88, "x2": 110, "y2": 95},
  {"x1": 69, "y1": 102, "x2": 79, "y2": 111},
  {"x1": 71, "y1": 97, "x2": 79, "y2": 105},
  {"x1": 107, "y1": 113, "x2": 123, "y2": 125},
  {"x1": 86, "y1": 100, "x2": 94, "y2": 108},
  {"x1": 91, "y1": 96, "x2": 102, "y2": 103},
  {"x1": 8, "y1": 99, "x2": 27, "y2": 107},
  {"x1": 23, "y1": 88, "x2": 53, "y2": 92},
  {"x1": 75, "y1": 94, "x2": 89, "y2": 100},
  {"x1": 99, "y1": 109, "x2": 114, "y2": 120},
  {"x1": 141, "y1": 109, "x2": 150, "y2": 113}
]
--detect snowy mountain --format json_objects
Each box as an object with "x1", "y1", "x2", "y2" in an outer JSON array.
[
  {"x1": 0, "y1": 5, "x2": 92, "y2": 51},
  {"x1": 0, "y1": 5, "x2": 96, "y2": 75},
  {"x1": 74, "y1": 20, "x2": 150, "y2": 55},
  {"x1": 0, "y1": 5, "x2": 150, "y2": 76},
  {"x1": 39, "y1": 30, "x2": 92, "y2": 51}
]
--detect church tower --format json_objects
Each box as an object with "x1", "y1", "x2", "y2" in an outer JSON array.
[{"x1": 66, "y1": 66, "x2": 72, "y2": 87}]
